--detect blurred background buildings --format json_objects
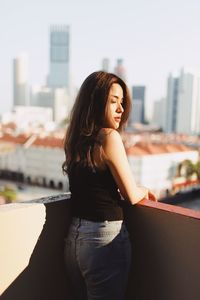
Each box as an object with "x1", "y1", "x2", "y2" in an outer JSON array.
[{"x1": 163, "y1": 69, "x2": 200, "y2": 135}]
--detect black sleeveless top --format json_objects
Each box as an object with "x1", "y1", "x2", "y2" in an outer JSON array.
[{"x1": 69, "y1": 162, "x2": 123, "y2": 221}]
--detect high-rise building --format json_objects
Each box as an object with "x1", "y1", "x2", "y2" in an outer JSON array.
[
  {"x1": 164, "y1": 69, "x2": 200, "y2": 134},
  {"x1": 47, "y1": 25, "x2": 70, "y2": 89},
  {"x1": 30, "y1": 86, "x2": 69, "y2": 123},
  {"x1": 13, "y1": 53, "x2": 29, "y2": 106},
  {"x1": 176, "y1": 70, "x2": 200, "y2": 134},
  {"x1": 152, "y1": 98, "x2": 165, "y2": 129},
  {"x1": 102, "y1": 58, "x2": 110, "y2": 72},
  {"x1": 164, "y1": 74, "x2": 179, "y2": 132},
  {"x1": 129, "y1": 86, "x2": 146, "y2": 124},
  {"x1": 114, "y1": 59, "x2": 126, "y2": 81}
]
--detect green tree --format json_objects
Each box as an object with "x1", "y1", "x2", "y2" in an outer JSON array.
[
  {"x1": 193, "y1": 161, "x2": 200, "y2": 181},
  {"x1": 0, "y1": 186, "x2": 17, "y2": 203},
  {"x1": 177, "y1": 159, "x2": 195, "y2": 179}
]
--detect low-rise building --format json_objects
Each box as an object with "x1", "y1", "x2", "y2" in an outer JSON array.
[
  {"x1": 0, "y1": 132, "x2": 68, "y2": 191},
  {"x1": 1, "y1": 130, "x2": 199, "y2": 198},
  {"x1": 126, "y1": 142, "x2": 199, "y2": 198}
]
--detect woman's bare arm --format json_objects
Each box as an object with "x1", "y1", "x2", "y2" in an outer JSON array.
[{"x1": 101, "y1": 129, "x2": 156, "y2": 204}]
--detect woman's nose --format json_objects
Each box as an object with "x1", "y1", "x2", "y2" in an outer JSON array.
[{"x1": 117, "y1": 103, "x2": 124, "y2": 113}]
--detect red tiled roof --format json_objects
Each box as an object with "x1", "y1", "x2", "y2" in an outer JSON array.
[
  {"x1": 0, "y1": 133, "x2": 30, "y2": 144},
  {"x1": 126, "y1": 142, "x2": 195, "y2": 156},
  {"x1": 0, "y1": 132, "x2": 197, "y2": 152},
  {"x1": 32, "y1": 137, "x2": 64, "y2": 148},
  {"x1": 0, "y1": 133, "x2": 64, "y2": 148}
]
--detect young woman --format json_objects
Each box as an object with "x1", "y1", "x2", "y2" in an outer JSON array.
[{"x1": 62, "y1": 71, "x2": 156, "y2": 300}]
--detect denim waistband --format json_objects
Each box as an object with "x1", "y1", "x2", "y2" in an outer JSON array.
[{"x1": 72, "y1": 217, "x2": 123, "y2": 226}]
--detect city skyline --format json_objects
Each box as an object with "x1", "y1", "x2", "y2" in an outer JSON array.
[{"x1": 1, "y1": 0, "x2": 200, "y2": 120}]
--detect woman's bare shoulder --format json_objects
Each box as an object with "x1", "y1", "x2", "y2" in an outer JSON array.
[{"x1": 98, "y1": 128, "x2": 121, "y2": 144}]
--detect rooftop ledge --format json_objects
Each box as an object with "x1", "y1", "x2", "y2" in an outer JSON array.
[{"x1": 0, "y1": 194, "x2": 200, "y2": 300}]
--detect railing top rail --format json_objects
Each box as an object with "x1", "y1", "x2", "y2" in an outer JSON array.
[
  {"x1": 1, "y1": 192, "x2": 200, "y2": 220},
  {"x1": 139, "y1": 199, "x2": 200, "y2": 220}
]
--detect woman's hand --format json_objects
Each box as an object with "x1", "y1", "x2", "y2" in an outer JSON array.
[
  {"x1": 138, "y1": 186, "x2": 157, "y2": 202},
  {"x1": 147, "y1": 190, "x2": 157, "y2": 202}
]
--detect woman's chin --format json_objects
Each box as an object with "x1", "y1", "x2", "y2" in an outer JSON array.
[
  {"x1": 114, "y1": 122, "x2": 120, "y2": 129},
  {"x1": 106, "y1": 121, "x2": 119, "y2": 129}
]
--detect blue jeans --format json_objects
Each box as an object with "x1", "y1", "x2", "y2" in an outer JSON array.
[{"x1": 64, "y1": 218, "x2": 131, "y2": 300}]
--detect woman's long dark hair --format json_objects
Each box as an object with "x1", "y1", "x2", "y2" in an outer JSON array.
[{"x1": 62, "y1": 71, "x2": 131, "y2": 175}]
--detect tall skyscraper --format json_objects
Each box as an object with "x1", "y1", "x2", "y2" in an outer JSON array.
[
  {"x1": 152, "y1": 98, "x2": 165, "y2": 129},
  {"x1": 164, "y1": 75, "x2": 179, "y2": 132},
  {"x1": 130, "y1": 86, "x2": 146, "y2": 124},
  {"x1": 13, "y1": 53, "x2": 29, "y2": 106},
  {"x1": 176, "y1": 70, "x2": 200, "y2": 134},
  {"x1": 164, "y1": 69, "x2": 200, "y2": 134},
  {"x1": 114, "y1": 59, "x2": 126, "y2": 81},
  {"x1": 102, "y1": 58, "x2": 110, "y2": 72},
  {"x1": 47, "y1": 25, "x2": 70, "y2": 89}
]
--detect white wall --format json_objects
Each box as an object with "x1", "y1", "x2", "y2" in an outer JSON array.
[
  {"x1": 25, "y1": 146, "x2": 68, "y2": 190},
  {"x1": 0, "y1": 143, "x2": 68, "y2": 191},
  {"x1": 128, "y1": 150, "x2": 199, "y2": 197}
]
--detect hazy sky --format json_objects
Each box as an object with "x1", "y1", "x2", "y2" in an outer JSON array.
[{"x1": 1, "y1": 0, "x2": 200, "y2": 118}]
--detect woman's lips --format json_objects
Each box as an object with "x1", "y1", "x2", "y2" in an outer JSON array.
[{"x1": 114, "y1": 117, "x2": 121, "y2": 122}]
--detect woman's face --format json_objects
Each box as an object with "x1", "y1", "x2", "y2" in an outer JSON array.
[{"x1": 104, "y1": 83, "x2": 124, "y2": 129}]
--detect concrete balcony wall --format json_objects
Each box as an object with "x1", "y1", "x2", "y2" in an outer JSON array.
[
  {"x1": 0, "y1": 194, "x2": 200, "y2": 300},
  {"x1": 124, "y1": 199, "x2": 200, "y2": 300}
]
